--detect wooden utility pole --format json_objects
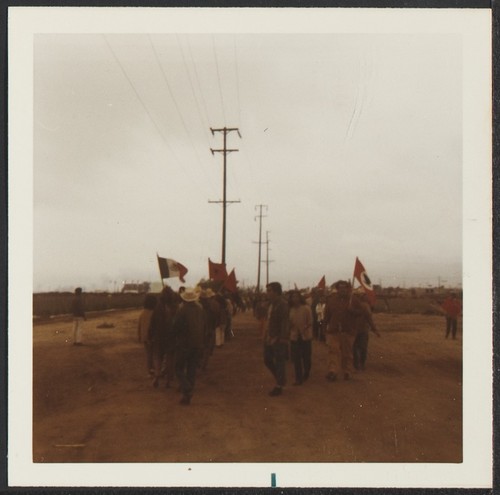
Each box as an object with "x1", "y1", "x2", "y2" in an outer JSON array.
[
  {"x1": 253, "y1": 204, "x2": 267, "y2": 292},
  {"x1": 262, "y1": 230, "x2": 274, "y2": 286},
  {"x1": 209, "y1": 127, "x2": 241, "y2": 264}
]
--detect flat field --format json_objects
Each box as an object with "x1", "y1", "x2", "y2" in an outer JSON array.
[{"x1": 33, "y1": 308, "x2": 462, "y2": 463}]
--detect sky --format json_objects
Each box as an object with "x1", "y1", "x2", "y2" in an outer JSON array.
[{"x1": 33, "y1": 31, "x2": 463, "y2": 292}]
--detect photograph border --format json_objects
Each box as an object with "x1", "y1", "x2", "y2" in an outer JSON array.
[{"x1": 4, "y1": 1, "x2": 495, "y2": 491}]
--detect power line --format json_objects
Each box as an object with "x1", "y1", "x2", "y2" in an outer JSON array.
[
  {"x1": 212, "y1": 35, "x2": 227, "y2": 124},
  {"x1": 233, "y1": 36, "x2": 242, "y2": 127},
  {"x1": 103, "y1": 35, "x2": 168, "y2": 148},
  {"x1": 149, "y1": 35, "x2": 217, "y2": 195},
  {"x1": 102, "y1": 35, "x2": 206, "y2": 194},
  {"x1": 175, "y1": 34, "x2": 212, "y2": 145}
]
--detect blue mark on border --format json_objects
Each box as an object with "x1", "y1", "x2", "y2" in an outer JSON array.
[{"x1": 271, "y1": 472, "x2": 276, "y2": 487}]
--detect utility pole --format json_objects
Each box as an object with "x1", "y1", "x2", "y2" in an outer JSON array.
[
  {"x1": 262, "y1": 230, "x2": 274, "y2": 286},
  {"x1": 253, "y1": 204, "x2": 267, "y2": 292},
  {"x1": 209, "y1": 127, "x2": 241, "y2": 265}
]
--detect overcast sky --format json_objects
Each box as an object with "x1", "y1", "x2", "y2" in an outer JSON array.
[{"x1": 33, "y1": 31, "x2": 462, "y2": 292}]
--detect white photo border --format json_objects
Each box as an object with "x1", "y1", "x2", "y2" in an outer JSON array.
[{"x1": 8, "y1": 6, "x2": 492, "y2": 488}]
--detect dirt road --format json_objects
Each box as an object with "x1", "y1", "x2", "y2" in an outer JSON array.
[{"x1": 33, "y1": 309, "x2": 462, "y2": 463}]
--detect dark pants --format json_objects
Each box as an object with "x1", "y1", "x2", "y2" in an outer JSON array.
[
  {"x1": 312, "y1": 317, "x2": 319, "y2": 340},
  {"x1": 201, "y1": 326, "x2": 216, "y2": 370},
  {"x1": 446, "y1": 317, "x2": 458, "y2": 339},
  {"x1": 290, "y1": 338, "x2": 312, "y2": 383},
  {"x1": 317, "y1": 321, "x2": 326, "y2": 342},
  {"x1": 263, "y1": 342, "x2": 288, "y2": 387},
  {"x1": 225, "y1": 314, "x2": 233, "y2": 340},
  {"x1": 175, "y1": 347, "x2": 201, "y2": 398},
  {"x1": 144, "y1": 342, "x2": 153, "y2": 372},
  {"x1": 353, "y1": 332, "x2": 369, "y2": 370}
]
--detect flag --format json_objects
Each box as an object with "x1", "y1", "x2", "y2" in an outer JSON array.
[
  {"x1": 208, "y1": 258, "x2": 228, "y2": 281},
  {"x1": 317, "y1": 275, "x2": 326, "y2": 290},
  {"x1": 353, "y1": 257, "x2": 376, "y2": 305},
  {"x1": 157, "y1": 255, "x2": 188, "y2": 283},
  {"x1": 223, "y1": 269, "x2": 238, "y2": 293}
]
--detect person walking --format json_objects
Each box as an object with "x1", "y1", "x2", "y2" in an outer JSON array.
[
  {"x1": 149, "y1": 286, "x2": 179, "y2": 388},
  {"x1": 288, "y1": 290, "x2": 313, "y2": 385},
  {"x1": 71, "y1": 287, "x2": 86, "y2": 346},
  {"x1": 315, "y1": 294, "x2": 327, "y2": 342},
  {"x1": 173, "y1": 287, "x2": 206, "y2": 405},
  {"x1": 214, "y1": 294, "x2": 227, "y2": 348},
  {"x1": 199, "y1": 288, "x2": 218, "y2": 370},
  {"x1": 224, "y1": 296, "x2": 234, "y2": 341},
  {"x1": 351, "y1": 289, "x2": 380, "y2": 371},
  {"x1": 253, "y1": 294, "x2": 269, "y2": 339},
  {"x1": 263, "y1": 282, "x2": 290, "y2": 397},
  {"x1": 324, "y1": 280, "x2": 357, "y2": 381},
  {"x1": 441, "y1": 292, "x2": 462, "y2": 339},
  {"x1": 137, "y1": 294, "x2": 157, "y2": 375}
]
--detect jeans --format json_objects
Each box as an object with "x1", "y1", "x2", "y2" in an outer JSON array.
[
  {"x1": 446, "y1": 317, "x2": 458, "y2": 338},
  {"x1": 353, "y1": 332, "x2": 369, "y2": 370},
  {"x1": 290, "y1": 338, "x2": 312, "y2": 383},
  {"x1": 263, "y1": 342, "x2": 288, "y2": 387}
]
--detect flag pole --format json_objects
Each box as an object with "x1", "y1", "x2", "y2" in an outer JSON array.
[
  {"x1": 157, "y1": 253, "x2": 165, "y2": 288},
  {"x1": 349, "y1": 260, "x2": 357, "y2": 307}
]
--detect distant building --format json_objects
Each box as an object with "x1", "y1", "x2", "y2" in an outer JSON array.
[{"x1": 121, "y1": 282, "x2": 150, "y2": 294}]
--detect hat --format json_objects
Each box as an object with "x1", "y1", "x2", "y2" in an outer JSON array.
[
  {"x1": 180, "y1": 287, "x2": 200, "y2": 302},
  {"x1": 200, "y1": 288, "x2": 216, "y2": 298}
]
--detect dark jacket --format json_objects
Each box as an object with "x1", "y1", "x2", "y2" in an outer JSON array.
[
  {"x1": 149, "y1": 301, "x2": 177, "y2": 353},
  {"x1": 265, "y1": 297, "x2": 290, "y2": 343},
  {"x1": 71, "y1": 296, "x2": 85, "y2": 318},
  {"x1": 324, "y1": 295, "x2": 357, "y2": 335},
  {"x1": 173, "y1": 301, "x2": 206, "y2": 350}
]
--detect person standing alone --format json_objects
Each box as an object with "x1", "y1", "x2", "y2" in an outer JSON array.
[
  {"x1": 71, "y1": 287, "x2": 86, "y2": 346},
  {"x1": 441, "y1": 292, "x2": 462, "y2": 339},
  {"x1": 263, "y1": 282, "x2": 290, "y2": 396}
]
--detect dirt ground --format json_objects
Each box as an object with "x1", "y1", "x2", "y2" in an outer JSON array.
[{"x1": 33, "y1": 308, "x2": 462, "y2": 463}]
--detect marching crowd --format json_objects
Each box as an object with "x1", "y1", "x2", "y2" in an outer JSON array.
[
  {"x1": 136, "y1": 285, "x2": 235, "y2": 405},
  {"x1": 135, "y1": 280, "x2": 381, "y2": 404},
  {"x1": 259, "y1": 280, "x2": 380, "y2": 397},
  {"x1": 69, "y1": 281, "x2": 461, "y2": 405}
]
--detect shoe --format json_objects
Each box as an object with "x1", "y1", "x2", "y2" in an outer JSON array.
[
  {"x1": 292, "y1": 381, "x2": 302, "y2": 386},
  {"x1": 179, "y1": 395, "x2": 191, "y2": 405},
  {"x1": 344, "y1": 372, "x2": 350, "y2": 380},
  {"x1": 325, "y1": 372, "x2": 337, "y2": 382},
  {"x1": 269, "y1": 387, "x2": 282, "y2": 397},
  {"x1": 73, "y1": 342, "x2": 83, "y2": 346},
  {"x1": 303, "y1": 373, "x2": 309, "y2": 381},
  {"x1": 152, "y1": 377, "x2": 159, "y2": 388}
]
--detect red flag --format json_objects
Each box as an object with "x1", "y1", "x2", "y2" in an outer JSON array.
[
  {"x1": 353, "y1": 257, "x2": 376, "y2": 305},
  {"x1": 317, "y1": 275, "x2": 326, "y2": 290},
  {"x1": 208, "y1": 258, "x2": 228, "y2": 281},
  {"x1": 223, "y1": 269, "x2": 238, "y2": 293},
  {"x1": 157, "y1": 255, "x2": 188, "y2": 283}
]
